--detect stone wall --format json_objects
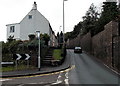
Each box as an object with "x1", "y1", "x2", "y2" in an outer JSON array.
[
  {"x1": 92, "y1": 21, "x2": 114, "y2": 66},
  {"x1": 113, "y1": 36, "x2": 120, "y2": 70},
  {"x1": 67, "y1": 20, "x2": 120, "y2": 70},
  {"x1": 80, "y1": 32, "x2": 92, "y2": 53}
]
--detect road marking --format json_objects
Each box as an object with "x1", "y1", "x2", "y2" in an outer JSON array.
[
  {"x1": 52, "y1": 72, "x2": 63, "y2": 85},
  {"x1": 51, "y1": 80, "x2": 62, "y2": 85},
  {"x1": 64, "y1": 72, "x2": 69, "y2": 85},
  {"x1": 58, "y1": 75, "x2": 62, "y2": 78},
  {"x1": 51, "y1": 72, "x2": 62, "y2": 85},
  {"x1": 65, "y1": 72, "x2": 68, "y2": 79},
  {"x1": 0, "y1": 79, "x2": 12, "y2": 82},
  {"x1": 17, "y1": 84, "x2": 24, "y2": 86},
  {"x1": 103, "y1": 64, "x2": 120, "y2": 76},
  {"x1": 1, "y1": 65, "x2": 75, "y2": 80},
  {"x1": 64, "y1": 79, "x2": 69, "y2": 85},
  {"x1": 51, "y1": 65, "x2": 75, "y2": 85}
]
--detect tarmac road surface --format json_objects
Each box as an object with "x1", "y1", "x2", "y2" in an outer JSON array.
[{"x1": 68, "y1": 49, "x2": 120, "y2": 85}]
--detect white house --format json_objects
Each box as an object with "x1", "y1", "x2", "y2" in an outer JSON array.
[{"x1": 6, "y1": 2, "x2": 58, "y2": 46}]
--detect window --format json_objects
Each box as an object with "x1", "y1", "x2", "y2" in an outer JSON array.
[
  {"x1": 28, "y1": 15, "x2": 32, "y2": 19},
  {"x1": 10, "y1": 26, "x2": 15, "y2": 33}
]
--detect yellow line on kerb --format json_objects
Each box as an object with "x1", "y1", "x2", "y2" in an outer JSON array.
[{"x1": 1, "y1": 65, "x2": 75, "y2": 79}]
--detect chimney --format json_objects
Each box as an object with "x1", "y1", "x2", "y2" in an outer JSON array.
[{"x1": 32, "y1": 1, "x2": 37, "y2": 10}]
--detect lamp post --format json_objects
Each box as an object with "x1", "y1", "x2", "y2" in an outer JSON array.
[
  {"x1": 36, "y1": 31, "x2": 41, "y2": 71},
  {"x1": 63, "y1": 0, "x2": 68, "y2": 43}
]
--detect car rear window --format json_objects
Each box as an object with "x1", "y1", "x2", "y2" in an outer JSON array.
[{"x1": 75, "y1": 47, "x2": 81, "y2": 49}]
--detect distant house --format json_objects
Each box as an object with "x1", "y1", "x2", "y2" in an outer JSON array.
[{"x1": 6, "y1": 2, "x2": 58, "y2": 47}]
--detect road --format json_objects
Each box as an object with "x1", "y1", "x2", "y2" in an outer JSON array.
[
  {"x1": 1, "y1": 71, "x2": 70, "y2": 85},
  {"x1": 1, "y1": 49, "x2": 120, "y2": 86},
  {"x1": 68, "y1": 49, "x2": 120, "y2": 85}
]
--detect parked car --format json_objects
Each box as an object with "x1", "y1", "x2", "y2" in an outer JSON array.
[{"x1": 74, "y1": 47, "x2": 82, "y2": 53}]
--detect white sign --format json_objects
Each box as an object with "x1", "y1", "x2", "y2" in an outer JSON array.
[
  {"x1": 1, "y1": 62, "x2": 14, "y2": 65},
  {"x1": 16, "y1": 54, "x2": 22, "y2": 60},
  {"x1": 25, "y1": 54, "x2": 30, "y2": 60}
]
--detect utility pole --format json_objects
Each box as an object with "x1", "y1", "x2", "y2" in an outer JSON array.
[{"x1": 63, "y1": 0, "x2": 68, "y2": 43}]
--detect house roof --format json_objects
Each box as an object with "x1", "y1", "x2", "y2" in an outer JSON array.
[{"x1": 6, "y1": 23, "x2": 20, "y2": 26}]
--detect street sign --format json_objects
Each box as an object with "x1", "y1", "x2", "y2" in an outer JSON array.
[
  {"x1": 1, "y1": 62, "x2": 14, "y2": 67},
  {"x1": 1, "y1": 62, "x2": 14, "y2": 65},
  {"x1": 13, "y1": 54, "x2": 31, "y2": 69},
  {"x1": 13, "y1": 54, "x2": 30, "y2": 60},
  {"x1": 16, "y1": 54, "x2": 22, "y2": 60},
  {"x1": 25, "y1": 54, "x2": 30, "y2": 60}
]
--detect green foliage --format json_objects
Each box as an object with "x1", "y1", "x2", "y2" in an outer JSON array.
[
  {"x1": 57, "y1": 31, "x2": 63, "y2": 48},
  {"x1": 28, "y1": 34, "x2": 35, "y2": 41},
  {"x1": 1, "y1": 65, "x2": 36, "y2": 72},
  {"x1": 8, "y1": 40, "x2": 22, "y2": 53},
  {"x1": 57, "y1": 32, "x2": 60, "y2": 43},
  {"x1": 53, "y1": 49, "x2": 62, "y2": 60},
  {"x1": 2, "y1": 38, "x2": 47, "y2": 62},
  {"x1": 82, "y1": 3, "x2": 99, "y2": 35},
  {"x1": 65, "y1": 32, "x2": 72, "y2": 41},
  {"x1": 40, "y1": 33, "x2": 50, "y2": 46},
  {"x1": 65, "y1": 22, "x2": 82, "y2": 41},
  {"x1": 60, "y1": 31, "x2": 63, "y2": 43},
  {"x1": 92, "y1": 2, "x2": 119, "y2": 36},
  {"x1": 7, "y1": 36, "x2": 15, "y2": 42},
  {"x1": 2, "y1": 40, "x2": 23, "y2": 61},
  {"x1": 2, "y1": 40, "x2": 22, "y2": 54}
]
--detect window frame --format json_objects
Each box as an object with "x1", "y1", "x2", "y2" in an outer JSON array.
[
  {"x1": 10, "y1": 26, "x2": 15, "y2": 33},
  {"x1": 28, "y1": 15, "x2": 32, "y2": 19}
]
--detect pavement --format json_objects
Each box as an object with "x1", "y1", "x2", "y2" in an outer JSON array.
[{"x1": 1, "y1": 53, "x2": 70, "y2": 78}]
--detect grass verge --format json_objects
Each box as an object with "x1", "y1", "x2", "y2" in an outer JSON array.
[
  {"x1": 53, "y1": 49, "x2": 62, "y2": 60},
  {"x1": 0, "y1": 65, "x2": 36, "y2": 72}
]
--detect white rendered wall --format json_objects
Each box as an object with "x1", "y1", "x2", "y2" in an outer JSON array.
[
  {"x1": 6, "y1": 23, "x2": 20, "y2": 40},
  {"x1": 20, "y1": 9, "x2": 50, "y2": 40}
]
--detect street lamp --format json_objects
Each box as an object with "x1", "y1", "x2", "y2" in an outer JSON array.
[
  {"x1": 63, "y1": 0, "x2": 68, "y2": 43},
  {"x1": 36, "y1": 31, "x2": 41, "y2": 71}
]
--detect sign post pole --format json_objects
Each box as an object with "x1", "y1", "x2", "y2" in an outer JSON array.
[
  {"x1": 15, "y1": 60, "x2": 17, "y2": 70},
  {"x1": 36, "y1": 31, "x2": 41, "y2": 71}
]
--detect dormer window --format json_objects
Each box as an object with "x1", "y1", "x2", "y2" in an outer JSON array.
[
  {"x1": 28, "y1": 15, "x2": 32, "y2": 19},
  {"x1": 10, "y1": 26, "x2": 15, "y2": 33}
]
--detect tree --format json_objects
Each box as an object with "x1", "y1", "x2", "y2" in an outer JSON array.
[
  {"x1": 65, "y1": 32, "x2": 71, "y2": 41},
  {"x1": 41, "y1": 33, "x2": 50, "y2": 46},
  {"x1": 92, "y1": 2, "x2": 118, "y2": 36},
  {"x1": 57, "y1": 32, "x2": 60, "y2": 43},
  {"x1": 65, "y1": 22, "x2": 82, "y2": 41},
  {"x1": 82, "y1": 3, "x2": 99, "y2": 35},
  {"x1": 28, "y1": 34, "x2": 35, "y2": 41},
  {"x1": 7, "y1": 35, "x2": 15, "y2": 42},
  {"x1": 60, "y1": 31, "x2": 63, "y2": 44}
]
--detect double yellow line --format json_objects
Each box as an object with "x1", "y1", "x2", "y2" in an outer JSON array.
[{"x1": 1, "y1": 65, "x2": 75, "y2": 79}]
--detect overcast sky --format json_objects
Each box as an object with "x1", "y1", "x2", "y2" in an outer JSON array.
[{"x1": 0, "y1": 0, "x2": 108, "y2": 42}]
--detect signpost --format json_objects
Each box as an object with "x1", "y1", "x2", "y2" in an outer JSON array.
[
  {"x1": 25, "y1": 54, "x2": 30, "y2": 68},
  {"x1": 36, "y1": 31, "x2": 41, "y2": 71},
  {"x1": 13, "y1": 54, "x2": 31, "y2": 69},
  {"x1": 1, "y1": 62, "x2": 14, "y2": 67}
]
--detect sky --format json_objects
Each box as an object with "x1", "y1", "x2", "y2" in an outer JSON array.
[{"x1": 0, "y1": 0, "x2": 108, "y2": 42}]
